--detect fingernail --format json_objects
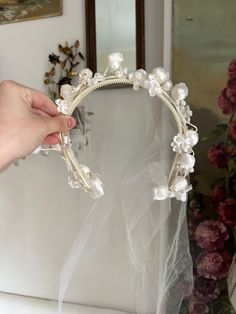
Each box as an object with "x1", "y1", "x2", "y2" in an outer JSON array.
[{"x1": 67, "y1": 117, "x2": 75, "y2": 129}]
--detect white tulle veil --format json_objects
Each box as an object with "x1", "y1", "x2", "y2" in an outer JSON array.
[{"x1": 57, "y1": 85, "x2": 193, "y2": 314}]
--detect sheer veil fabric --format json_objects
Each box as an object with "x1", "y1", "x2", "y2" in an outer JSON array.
[{"x1": 58, "y1": 87, "x2": 193, "y2": 314}]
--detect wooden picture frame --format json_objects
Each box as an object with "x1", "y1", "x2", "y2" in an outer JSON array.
[
  {"x1": 0, "y1": 0, "x2": 63, "y2": 25},
  {"x1": 85, "y1": 0, "x2": 145, "y2": 73}
]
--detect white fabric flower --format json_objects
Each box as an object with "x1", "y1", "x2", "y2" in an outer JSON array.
[
  {"x1": 115, "y1": 67, "x2": 128, "y2": 78},
  {"x1": 79, "y1": 68, "x2": 93, "y2": 84},
  {"x1": 144, "y1": 75, "x2": 162, "y2": 97},
  {"x1": 171, "y1": 133, "x2": 186, "y2": 153},
  {"x1": 88, "y1": 72, "x2": 105, "y2": 85},
  {"x1": 171, "y1": 131, "x2": 198, "y2": 154},
  {"x1": 55, "y1": 99, "x2": 69, "y2": 114},
  {"x1": 169, "y1": 183, "x2": 192, "y2": 202},
  {"x1": 179, "y1": 103, "x2": 193, "y2": 123},
  {"x1": 129, "y1": 69, "x2": 147, "y2": 91}
]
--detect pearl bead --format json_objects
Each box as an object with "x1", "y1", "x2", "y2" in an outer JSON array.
[
  {"x1": 60, "y1": 84, "x2": 73, "y2": 98},
  {"x1": 153, "y1": 185, "x2": 169, "y2": 200},
  {"x1": 171, "y1": 83, "x2": 188, "y2": 101},
  {"x1": 152, "y1": 67, "x2": 169, "y2": 84},
  {"x1": 171, "y1": 176, "x2": 188, "y2": 192},
  {"x1": 179, "y1": 154, "x2": 195, "y2": 171},
  {"x1": 186, "y1": 130, "x2": 199, "y2": 146}
]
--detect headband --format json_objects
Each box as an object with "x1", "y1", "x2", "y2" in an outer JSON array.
[{"x1": 55, "y1": 52, "x2": 198, "y2": 201}]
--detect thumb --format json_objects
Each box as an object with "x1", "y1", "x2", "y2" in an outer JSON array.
[{"x1": 42, "y1": 115, "x2": 76, "y2": 135}]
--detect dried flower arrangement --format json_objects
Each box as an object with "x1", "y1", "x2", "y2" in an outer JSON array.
[
  {"x1": 180, "y1": 59, "x2": 236, "y2": 314},
  {"x1": 44, "y1": 39, "x2": 84, "y2": 100}
]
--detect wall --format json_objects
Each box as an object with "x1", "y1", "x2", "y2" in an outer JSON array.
[
  {"x1": 0, "y1": 0, "x2": 165, "y2": 312},
  {"x1": 0, "y1": 0, "x2": 164, "y2": 90},
  {"x1": 0, "y1": 1, "x2": 85, "y2": 90}
]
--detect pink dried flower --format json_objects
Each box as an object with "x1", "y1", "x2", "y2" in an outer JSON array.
[
  {"x1": 193, "y1": 210, "x2": 204, "y2": 220},
  {"x1": 226, "y1": 77, "x2": 236, "y2": 104},
  {"x1": 212, "y1": 185, "x2": 227, "y2": 203},
  {"x1": 228, "y1": 59, "x2": 236, "y2": 78},
  {"x1": 175, "y1": 281, "x2": 193, "y2": 298},
  {"x1": 193, "y1": 277, "x2": 220, "y2": 302},
  {"x1": 208, "y1": 142, "x2": 228, "y2": 169},
  {"x1": 195, "y1": 220, "x2": 229, "y2": 251},
  {"x1": 218, "y1": 88, "x2": 236, "y2": 114},
  {"x1": 188, "y1": 295, "x2": 209, "y2": 314},
  {"x1": 227, "y1": 145, "x2": 236, "y2": 156},
  {"x1": 217, "y1": 199, "x2": 236, "y2": 226},
  {"x1": 229, "y1": 120, "x2": 236, "y2": 141},
  {"x1": 188, "y1": 219, "x2": 196, "y2": 239},
  {"x1": 197, "y1": 251, "x2": 232, "y2": 280}
]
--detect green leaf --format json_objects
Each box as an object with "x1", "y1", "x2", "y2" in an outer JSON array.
[
  {"x1": 201, "y1": 124, "x2": 228, "y2": 142},
  {"x1": 233, "y1": 227, "x2": 236, "y2": 243},
  {"x1": 228, "y1": 158, "x2": 236, "y2": 175},
  {"x1": 211, "y1": 295, "x2": 236, "y2": 314},
  {"x1": 211, "y1": 177, "x2": 225, "y2": 188}
]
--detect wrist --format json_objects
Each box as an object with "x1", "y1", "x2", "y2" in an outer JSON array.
[
  {"x1": 0, "y1": 151, "x2": 11, "y2": 173},
  {"x1": 0, "y1": 138, "x2": 17, "y2": 172}
]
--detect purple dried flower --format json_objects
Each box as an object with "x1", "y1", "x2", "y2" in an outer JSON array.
[
  {"x1": 195, "y1": 220, "x2": 229, "y2": 251},
  {"x1": 194, "y1": 277, "x2": 219, "y2": 302},
  {"x1": 188, "y1": 295, "x2": 209, "y2": 314},
  {"x1": 197, "y1": 251, "x2": 232, "y2": 280}
]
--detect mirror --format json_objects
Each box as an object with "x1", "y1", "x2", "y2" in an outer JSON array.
[{"x1": 85, "y1": 0, "x2": 145, "y2": 73}]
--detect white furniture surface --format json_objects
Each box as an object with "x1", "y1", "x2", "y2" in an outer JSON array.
[{"x1": 0, "y1": 293, "x2": 131, "y2": 314}]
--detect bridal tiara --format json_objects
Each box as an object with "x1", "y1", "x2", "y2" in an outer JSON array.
[{"x1": 55, "y1": 52, "x2": 198, "y2": 201}]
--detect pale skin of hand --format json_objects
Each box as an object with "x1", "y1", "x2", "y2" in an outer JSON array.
[{"x1": 0, "y1": 80, "x2": 76, "y2": 172}]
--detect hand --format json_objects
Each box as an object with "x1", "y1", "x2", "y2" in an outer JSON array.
[{"x1": 0, "y1": 80, "x2": 76, "y2": 172}]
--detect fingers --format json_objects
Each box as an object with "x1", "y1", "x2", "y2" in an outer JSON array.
[
  {"x1": 42, "y1": 115, "x2": 76, "y2": 135},
  {"x1": 1, "y1": 80, "x2": 59, "y2": 117},
  {"x1": 31, "y1": 108, "x2": 51, "y2": 118},
  {"x1": 31, "y1": 89, "x2": 60, "y2": 116},
  {"x1": 43, "y1": 133, "x2": 60, "y2": 145}
]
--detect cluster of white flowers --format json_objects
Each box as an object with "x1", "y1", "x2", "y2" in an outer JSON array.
[
  {"x1": 154, "y1": 127, "x2": 198, "y2": 202},
  {"x1": 178, "y1": 100, "x2": 193, "y2": 123},
  {"x1": 129, "y1": 67, "x2": 174, "y2": 97},
  {"x1": 78, "y1": 69, "x2": 105, "y2": 86},
  {"x1": 171, "y1": 130, "x2": 199, "y2": 154},
  {"x1": 55, "y1": 99, "x2": 69, "y2": 114}
]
